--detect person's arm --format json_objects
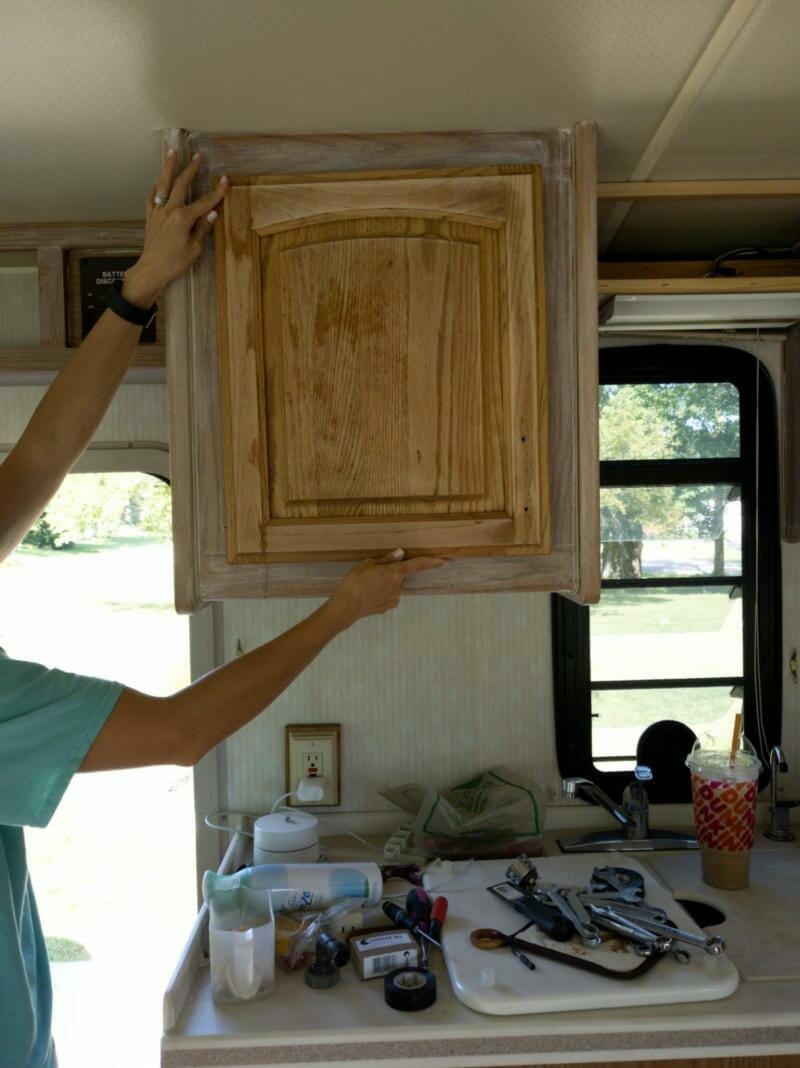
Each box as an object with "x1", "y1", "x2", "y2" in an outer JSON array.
[
  {"x1": 80, "y1": 552, "x2": 444, "y2": 772},
  {"x1": 0, "y1": 152, "x2": 228, "y2": 563}
]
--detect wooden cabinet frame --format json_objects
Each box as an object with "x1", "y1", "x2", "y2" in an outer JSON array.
[
  {"x1": 165, "y1": 125, "x2": 598, "y2": 611},
  {"x1": 0, "y1": 222, "x2": 164, "y2": 380}
]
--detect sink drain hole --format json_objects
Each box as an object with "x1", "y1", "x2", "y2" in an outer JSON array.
[{"x1": 674, "y1": 898, "x2": 726, "y2": 927}]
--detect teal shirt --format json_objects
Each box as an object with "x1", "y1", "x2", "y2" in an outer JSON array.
[{"x1": 0, "y1": 649, "x2": 122, "y2": 1068}]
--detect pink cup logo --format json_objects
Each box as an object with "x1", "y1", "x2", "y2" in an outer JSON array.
[{"x1": 691, "y1": 773, "x2": 757, "y2": 852}]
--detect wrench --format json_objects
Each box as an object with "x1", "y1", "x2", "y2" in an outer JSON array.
[
  {"x1": 565, "y1": 887, "x2": 603, "y2": 947},
  {"x1": 533, "y1": 884, "x2": 602, "y2": 947},
  {"x1": 551, "y1": 888, "x2": 602, "y2": 948},
  {"x1": 584, "y1": 898, "x2": 669, "y2": 925},
  {"x1": 605, "y1": 913, "x2": 726, "y2": 956},
  {"x1": 585, "y1": 904, "x2": 666, "y2": 948},
  {"x1": 590, "y1": 867, "x2": 645, "y2": 901},
  {"x1": 579, "y1": 893, "x2": 667, "y2": 920}
]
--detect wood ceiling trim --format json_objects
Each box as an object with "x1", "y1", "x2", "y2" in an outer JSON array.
[
  {"x1": 599, "y1": 179, "x2": 800, "y2": 200},
  {"x1": 599, "y1": 0, "x2": 763, "y2": 252}
]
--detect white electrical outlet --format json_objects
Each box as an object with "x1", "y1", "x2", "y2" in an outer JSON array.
[{"x1": 285, "y1": 724, "x2": 341, "y2": 806}]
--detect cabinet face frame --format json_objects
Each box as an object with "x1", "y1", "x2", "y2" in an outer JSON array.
[
  {"x1": 215, "y1": 166, "x2": 549, "y2": 564},
  {"x1": 165, "y1": 126, "x2": 598, "y2": 609}
]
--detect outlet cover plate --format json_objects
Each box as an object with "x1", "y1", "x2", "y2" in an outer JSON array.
[{"x1": 285, "y1": 723, "x2": 341, "y2": 806}]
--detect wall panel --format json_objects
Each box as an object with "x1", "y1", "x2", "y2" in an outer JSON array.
[
  {"x1": 0, "y1": 383, "x2": 168, "y2": 443},
  {"x1": 221, "y1": 592, "x2": 557, "y2": 815}
]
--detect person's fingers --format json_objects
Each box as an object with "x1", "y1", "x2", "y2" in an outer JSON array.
[
  {"x1": 167, "y1": 153, "x2": 203, "y2": 207},
  {"x1": 145, "y1": 183, "x2": 158, "y2": 222},
  {"x1": 397, "y1": 556, "x2": 447, "y2": 575},
  {"x1": 154, "y1": 149, "x2": 178, "y2": 202},
  {"x1": 185, "y1": 178, "x2": 229, "y2": 221},
  {"x1": 378, "y1": 549, "x2": 405, "y2": 565},
  {"x1": 190, "y1": 209, "x2": 219, "y2": 247}
]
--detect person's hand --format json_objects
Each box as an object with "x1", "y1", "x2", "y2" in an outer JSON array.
[
  {"x1": 122, "y1": 151, "x2": 229, "y2": 309},
  {"x1": 325, "y1": 549, "x2": 446, "y2": 630}
]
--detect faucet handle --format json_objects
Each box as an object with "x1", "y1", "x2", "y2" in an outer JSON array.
[{"x1": 561, "y1": 778, "x2": 579, "y2": 800}]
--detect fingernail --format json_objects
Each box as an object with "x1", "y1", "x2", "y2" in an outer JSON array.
[
  {"x1": 219, "y1": 174, "x2": 228, "y2": 184},
  {"x1": 192, "y1": 152, "x2": 201, "y2": 161},
  {"x1": 392, "y1": 548, "x2": 404, "y2": 559},
  {"x1": 166, "y1": 148, "x2": 176, "y2": 158},
  {"x1": 207, "y1": 210, "x2": 218, "y2": 223}
]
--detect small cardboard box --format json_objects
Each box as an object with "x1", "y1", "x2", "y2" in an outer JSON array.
[{"x1": 349, "y1": 928, "x2": 420, "y2": 980}]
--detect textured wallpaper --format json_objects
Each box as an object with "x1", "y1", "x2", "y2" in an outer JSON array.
[
  {"x1": 219, "y1": 590, "x2": 559, "y2": 816},
  {"x1": 0, "y1": 383, "x2": 168, "y2": 443}
]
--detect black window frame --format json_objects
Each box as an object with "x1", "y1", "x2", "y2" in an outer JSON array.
[{"x1": 553, "y1": 344, "x2": 781, "y2": 800}]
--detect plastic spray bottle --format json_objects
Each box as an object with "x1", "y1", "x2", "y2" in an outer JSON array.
[{"x1": 203, "y1": 861, "x2": 383, "y2": 931}]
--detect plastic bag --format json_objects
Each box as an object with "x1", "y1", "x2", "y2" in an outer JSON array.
[
  {"x1": 381, "y1": 766, "x2": 545, "y2": 860},
  {"x1": 275, "y1": 898, "x2": 366, "y2": 971}
]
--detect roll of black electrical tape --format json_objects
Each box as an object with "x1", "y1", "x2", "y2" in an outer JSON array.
[{"x1": 384, "y1": 967, "x2": 437, "y2": 1012}]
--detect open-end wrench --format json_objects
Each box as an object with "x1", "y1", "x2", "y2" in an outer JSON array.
[
  {"x1": 533, "y1": 883, "x2": 602, "y2": 947},
  {"x1": 585, "y1": 904, "x2": 674, "y2": 948},
  {"x1": 582, "y1": 897, "x2": 669, "y2": 924},
  {"x1": 583, "y1": 904, "x2": 692, "y2": 963},
  {"x1": 564, "y1": 887, "x2": 603, "y2": 947},
  {"x1": 590, "y1": 867, "x2": 645, "y2": 901}
]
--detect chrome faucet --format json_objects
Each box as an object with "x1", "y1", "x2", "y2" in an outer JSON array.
[
  {"x1": 558, "y1": 766, "x2": 698, "y2": 853},
  {"x1": 765, "y1": 746, "x2": 797, "y2": 842},
  {"x1": 562, "y1": 767, "x2": 651, "y2": 840}
]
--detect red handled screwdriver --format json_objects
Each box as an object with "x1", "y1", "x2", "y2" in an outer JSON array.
[{"x1": 429, "y1": 896, "x2": 448, "y2": 946}]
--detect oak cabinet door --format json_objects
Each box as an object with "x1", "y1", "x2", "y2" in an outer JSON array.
[
  {"x1": 216, "y1": 168, "x2": 549, "y2": 563},
  {"x1": 166, "y1": 126, "x2": 598, "y2": 608}
]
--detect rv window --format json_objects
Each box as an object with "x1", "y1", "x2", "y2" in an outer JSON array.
[{"x1": 553, "y1": 346, "x2": 781, "y2": 799}]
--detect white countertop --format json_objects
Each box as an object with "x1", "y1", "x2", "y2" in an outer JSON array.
[{"x1": 161, "y1": 833, "x2": 800, "y2": 1068}]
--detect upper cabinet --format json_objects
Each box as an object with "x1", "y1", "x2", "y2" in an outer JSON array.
[{"x1": 165, "y1": 127, "x2": 598, "y2": 610}]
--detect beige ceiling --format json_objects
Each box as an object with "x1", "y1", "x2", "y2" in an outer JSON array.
[{"x1": 2, "y1": 0, "x2": 798, "y2": 257}]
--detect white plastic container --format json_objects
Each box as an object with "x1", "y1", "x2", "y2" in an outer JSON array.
[
  {"x1": 209, "y1": 893, "x2": 275, "y2": 1002},
  {"x1": 253, "y1": 811, "x2": 320, "y2": 865}
]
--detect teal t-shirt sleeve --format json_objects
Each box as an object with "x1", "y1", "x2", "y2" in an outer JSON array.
[{"x1": 0, "y1": 650, "x2": 123, "y2": 828}]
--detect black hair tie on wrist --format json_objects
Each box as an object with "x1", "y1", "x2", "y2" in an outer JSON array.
[{"x1": 103, "y1": 279, "x2": 158, "y2": 328}]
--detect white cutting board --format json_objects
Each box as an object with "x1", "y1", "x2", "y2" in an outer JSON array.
[{"x1": 423, "y1": 854, "x2": 739, "y2": 1015}]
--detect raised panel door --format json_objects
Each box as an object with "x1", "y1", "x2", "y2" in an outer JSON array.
[{"x1": 216, "y1": 166, "x2": 549, "y2": 563}]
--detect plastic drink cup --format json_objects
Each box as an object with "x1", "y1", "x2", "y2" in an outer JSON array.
[{"x1": 686, "y1": 734, "x2": 761, "y2": 890}]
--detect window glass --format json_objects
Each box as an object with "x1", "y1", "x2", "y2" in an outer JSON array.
[
  {"x1": 591, "y1": 686, "x2": 742, "y2": 772},
  {"x1": 599, "y1": 382, "x2": 740, "y2": 461},
  {"x1": 590, "y1": 586, "x2": 743, "y2": 681},
  {"x1": 601, "y1": 484, "x2": 741, "y2": 579},
  {"x1": 554, "y1": 348, "x2": 780, "y2": 803}
]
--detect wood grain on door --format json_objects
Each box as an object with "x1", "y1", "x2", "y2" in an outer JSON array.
[{"x1": 216, "y1": 167, "x2": 548, "y2": 563}]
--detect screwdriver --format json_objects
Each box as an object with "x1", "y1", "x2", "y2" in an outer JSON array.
[
  {"x1": 405, "y1": 888, "x2": 433, "y2": 930},
  {"x1": 429, "y1": 896, "x2": 448, "y2": 946},
  {"x1": 382, "y1": 901, "x2": 441, "y2": 950}
]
